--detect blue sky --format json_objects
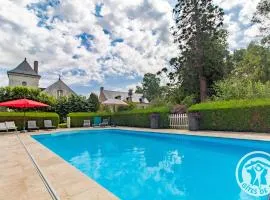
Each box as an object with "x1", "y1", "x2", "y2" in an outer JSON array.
[{"x1": 0, "y1": 0, "x2": 261, "y2": 96}]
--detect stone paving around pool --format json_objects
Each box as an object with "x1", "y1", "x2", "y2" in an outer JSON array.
[
  {"x1": 0, "y1": 127, "x2": 269, "y2": 200},
  {"x1": 0, "y1": 134, "x2": 51, "y2": 200}
]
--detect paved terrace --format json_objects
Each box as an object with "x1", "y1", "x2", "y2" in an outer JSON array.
[{"x1": 0, "y1": 128, "x2": 269, "y2": 200}]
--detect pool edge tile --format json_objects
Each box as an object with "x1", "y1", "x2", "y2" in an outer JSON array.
[{"x1": 20, "y1": 133, "x2": 119, "y2": 200}]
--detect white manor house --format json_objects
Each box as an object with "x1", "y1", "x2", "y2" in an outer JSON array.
[{"x1": 7, "y1": 58, "x2": 76, "y2": 98}]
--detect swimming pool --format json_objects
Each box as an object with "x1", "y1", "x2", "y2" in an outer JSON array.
[{"x1": 32, "y1": 129, "x2": 270, "y2": 200}]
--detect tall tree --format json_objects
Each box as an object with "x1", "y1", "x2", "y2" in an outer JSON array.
[
  {"x1": 252, "y1": 0, "x2": 270, "y2": 44},
  {"x1": 137, "y1": 73, "x2": 161, "y2": 102},
  {"x1": 88, "y1": 93, "x2": 100, "y2": 112},
  {"x1": 230, "y1": 42, "x2": 270, "y2": 83},
  {"x1": 135, "y1": 86, "x2": 143, "y2": 93},
  {"x1": 214, "y1": 41, "x2": 270, "y2": 100},
  {"x1": 172, "y1": 0, "x2": 225, "y2": 102}
]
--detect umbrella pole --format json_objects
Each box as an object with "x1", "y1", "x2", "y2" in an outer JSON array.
[
  {"x1": 24, "y1": 110, "x2": 25, "y2": 131},
  {"x1": 21, "y1": 109, "x2": 27, "y2": 133}
]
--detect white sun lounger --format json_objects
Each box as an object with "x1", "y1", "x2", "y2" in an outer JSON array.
[
  {"x1": 27, "y1": 121, "x2": 39, "y2": 130},
  {"x1": 5, "y1": 121, "x2": 17, "y2": 131},
  {"x1": 83, "y1": 120, "x2": 91, "y2": 127},
  {"x1": 100, "y1": 119, "x2": 109, "y2": 127},
  {"x1": 44, "y1": 120, "x2": 56, "y2": 129},
  {"x1": 0, "y1": 122, "x2": 7, "y2": 132}
]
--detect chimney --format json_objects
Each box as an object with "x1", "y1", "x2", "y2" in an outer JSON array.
[
  {"x1": 34, "y1": 61, "x2": 38, "y2": 74},
  {"x1": 100, "y1": 87, "x2": 104, "y2": 92}
]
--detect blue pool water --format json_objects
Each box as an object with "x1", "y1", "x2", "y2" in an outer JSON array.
[{"x1": 32, "y1": 129, "x2": 270, "y2": 200}]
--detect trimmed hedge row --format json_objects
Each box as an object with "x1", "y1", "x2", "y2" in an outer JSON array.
[
  {"x1": 189, "y1": 99, "x2": 270, "y2": 132},
  {"x1": 0, "y1": 112, "x2": 59, "y2": 130},
  {"x1": 68, "y1": 107, "x2": 170, "y2": 128},
  {"x1": 68, "y1": 112, "x2": 111, "y2": 127}
]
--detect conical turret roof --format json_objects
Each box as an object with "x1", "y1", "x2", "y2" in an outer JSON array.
[{"x1": 7, "y1": 58, "x2": 40, "y2": 77}]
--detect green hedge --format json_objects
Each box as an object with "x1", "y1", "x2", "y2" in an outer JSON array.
[
  {"x1": 0, "y1": 112, "x2": 59, "y2": 130},
  {"x1": 58, "y1": 123, "x2": 67, "y2": 128},
  {"x1": 68, "y1": 112, "x2": 111, "y2": 127},
  {"x1": 112, "y1": 107, "x2": 169, "y2": 128},
  {"x1": 189, "y1": 99, "x2": 270, "y2": 132},
  {"x1": 68, "y1": 107, "x2": 170, "y2": 128}
]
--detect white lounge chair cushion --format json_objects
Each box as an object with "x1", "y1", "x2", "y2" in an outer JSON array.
[
  {"x1": 28, "y1": 121, "x2": 38, "y2": 129},
  {"x1": 103, "y1": 119, "x2": 109, "y2": 123},
  {"x1": 44, "y1": 120, "x2": 53, "y2": 127},
  {"x1": 83, "y1": 120, "x2": 91, "y2": 127},
  {"x1": 0, "y1": 122, "x2": 7, "y2": 131},
  {"x1": 5, "y1": 121, "x2": 17, "y2": 129}
]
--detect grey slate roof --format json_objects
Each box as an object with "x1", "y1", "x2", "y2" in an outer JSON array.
[
  {"x1": 44, "y1": 78, "x2": 76, "y2": 95},
  {"x1": 103, "y1": 90, "x2": 149, "y2": 103},
  {"x1": 7, "y1": 58, "x2": 40, "y2": 77}
]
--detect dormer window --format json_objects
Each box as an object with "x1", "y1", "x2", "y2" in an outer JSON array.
[
  {"x1": 57, "y1": 90, "x2": 63, "y2": 98},
  {"x1": 22, "y1": 81, "x2": 27, "y2": 86}
]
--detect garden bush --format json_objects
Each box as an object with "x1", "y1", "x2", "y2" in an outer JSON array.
[
  {"x1": 213, "y1": 78, "x2": 270, "y2": 100},
  {"x1": 68, "y1": 112, "x2": 111, "y2": 127},
  {"x1": 189, "y1": 99, "x2": 270, "y2": 132},
  {"x1": 0, "y1": 86, "x2": 56, "y2": 107},
  {"x1": 58, "y1": 123, "x2": 67, "y2": 128},
  {"x1": 0, "y1": 112, "x2": 59, "y2": 130},
  {"x1": 55, "y1": 94, "x2": 101, "y2": 122},
  {"x1": 112, "y1": 107, "x2": 170, "y2": 128},
  {"x1": 68, "y1": 107, "x2": 170, "y2": 128}
]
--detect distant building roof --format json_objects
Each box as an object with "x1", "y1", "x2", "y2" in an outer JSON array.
[
  {"x1": 102, "y1": 89, "x2": 149, "y2": 103},
  {"x1": 102, "y1": 99, "x2": 128, "y2": 106},
  {"x1": 44, "y1": 78, "x2": 76, "y2": 95},
  {"x1": 7, "y1": 58, "x2": 40, "y2": 77}
]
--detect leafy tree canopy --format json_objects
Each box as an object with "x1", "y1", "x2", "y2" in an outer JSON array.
[
  {"x1": 0, "y1": 86, "x2": 56, "y2": 107},
  {"x1": 252, "y1": 0, "x2": 270, "y2": 44},
  {"x1": 214, "y1": 41, "x2": 270, "y2": 100},
  {"x1": 169, "y1": 0, "x2": 227, "y2": 102},
  {"x1": 88, "y1": 93, "x2": 100, "y2": 112},
  {"x1": 231, "y1": 43, "x2": 270, "y2": 83},
  {"x1": 136, "y1": 73, "x2": 161, "y2": 102}
]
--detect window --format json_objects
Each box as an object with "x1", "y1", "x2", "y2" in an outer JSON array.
[
  {"x1": 57, "y1": 90, "x2": 63, "y2": 98},
  {"x1": 22, "y1": 81, "x2": 27, "y2": 86}
]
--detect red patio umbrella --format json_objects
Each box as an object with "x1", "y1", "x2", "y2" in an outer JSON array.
[{"x1": 0, "y1": 98, "x2": 49, "y2": 131}]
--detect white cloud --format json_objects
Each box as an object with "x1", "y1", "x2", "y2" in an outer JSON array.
[
  {"x1": 0, "y1": 0, "x2": 264, "y2": 92},
  {"x1": 214, "y1": 0, "x2": 262, "y2": 50},
  {"x1": 0, "y1": 0, "x2": 178, "y2": 89}
]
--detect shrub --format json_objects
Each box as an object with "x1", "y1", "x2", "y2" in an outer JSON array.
[
  {"x1": 68, "y1": 112, "x2": 111, "y2": 127},
  {"x1": 87, "y1": 93, "x2": 100, "y2": 112},
  {"x1": 0, "y1": 112, "x2": 59, "y2": 130},
  {"x1": 111, "y1": 107, "x2": 169, "y2": 128},
  {"x1": 189, "y1": 99, "x2": 270, "y2": 132},
  {"x1": 181, "y1": 94, "x2": 197, "y2": 107},
  {"x1": 68, "y1": 107, "x2": 170, "y2": 128},
  {"x1": 213, "y1": 78, "x2": 270, "y2": 100},
  {"x1": 58, "y1": 123, "x2": 67, "y2": 128},
  {"x1": 117, "y1": 102, "x2": 136, "y2": 112},
  {"x1": 55, "y1": 94, "x2": 100, "y2": 122},
  {"x1": 0, "y1": 86, "x2": 56, "y2": 107}
]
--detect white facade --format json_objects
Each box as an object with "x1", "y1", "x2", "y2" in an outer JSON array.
[
  {"x1": 44, "y1": 86, "x2": 74, "y2": 98},
  {"x1": 8, "y1": 58, "x2": 76, "y2": 97},
  {"x1": 8, "y1": 74, "x2": 39, "y2": 88},
  {"x1": 43, "y1": 78, "x2": 76, "y2": 98}
]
